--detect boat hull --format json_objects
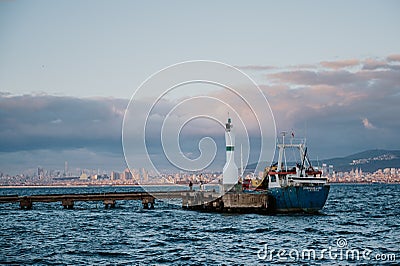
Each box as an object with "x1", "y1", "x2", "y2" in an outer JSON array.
[{"x1": 268, "y1": 185, "x2": 330, "y2": 213}]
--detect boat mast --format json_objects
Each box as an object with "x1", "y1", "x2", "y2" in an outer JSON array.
[
  {"x1": 240, "y1": 144, "x2": 244, "y2": 178},
  {"x1": 277, "y1": 131, "x2": 288, "y2": 172},
  {"x1": 282, "y1": 131, "x2": 287, "y2": 171}
]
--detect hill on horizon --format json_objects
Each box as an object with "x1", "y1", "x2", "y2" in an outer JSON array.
[
  {"x1": 316, "y1": 149, "x2": 400, "y2": 172},
  {"x1": 245, "y1": 149, "x2": 400, "y2": 173}
]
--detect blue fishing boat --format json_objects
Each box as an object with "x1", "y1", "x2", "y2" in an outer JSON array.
[{"x1": 255, "y1": 132, "x2": 330, "y2": 213}]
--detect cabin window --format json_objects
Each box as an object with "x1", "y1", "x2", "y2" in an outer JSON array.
[{"x1": 270, "y1": 175, "x2": 276, "y2": 182}]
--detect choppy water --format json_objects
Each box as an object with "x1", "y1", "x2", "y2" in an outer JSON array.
[{"x1": 0, "y1": 184, "x2": 399, "y2": 265}]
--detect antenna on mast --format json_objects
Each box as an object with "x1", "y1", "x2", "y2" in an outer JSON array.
[{"x1": 304, "y1": 120, "x2": 308, "y2": 145}]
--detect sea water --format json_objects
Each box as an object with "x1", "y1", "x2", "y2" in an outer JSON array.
[{"x1": 0, "y1": 184, "x2": 399, "y2": 265}]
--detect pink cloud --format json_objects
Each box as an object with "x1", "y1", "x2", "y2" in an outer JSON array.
[
  {"x1": 362, "y1": 118, "x2": 376, "y2": 129},
  {"x1": 362, "y1": 58, "x2": 389, "y2": 70},
  {"x1": 320, "y1": 59, "x2": 360, "y2": 69},
  {"x1": 236, "y1": 65, "x2": 276, "y2": 71},
  {"x1": 267, "y1": 70, "x2": 357, "y2": 86},
  {"x1": 387, "y1": 54, "x2": 400, "y2": 62}
]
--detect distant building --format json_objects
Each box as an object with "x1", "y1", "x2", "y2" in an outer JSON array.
[
  {"x1": 111, "y1": 171, "x2": 120, "y2": 180},
  {"x1": 384, "y1": 168, "x2": 391, "y2": 174},
  {"x1": 125, "y1": 168, "x2": 133, "y2": 179},
  {"x1": 123, "y1": 168, "x2": 133, "y2": 180},
  {"x1": 142, "y1": 168, "x2": 148, "y2": 183},
  {"x1": 322, "y1": 164, "x2": 328, "y2": 176},
  {"x1": 64, "y1": 161, "x2": 68, "y2": 176},
  {"x1": 38, "y1": 167, "x2": 44, "y2": 177},
  {"x1": 54, "y1": 176, "x2": 80, "y2": 181}
]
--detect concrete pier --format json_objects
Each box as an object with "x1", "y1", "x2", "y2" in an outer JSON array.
[
  {"x1": 0, "y1": 190, "x2": 270, "y2": 213},
  {"x1": 181, "y1": 191, "x2": 269, "y2": 213},
  {"x1": 0, "y1": 191, "x2": 185, "y2": 210}
]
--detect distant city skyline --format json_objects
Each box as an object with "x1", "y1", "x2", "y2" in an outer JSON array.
[
  {"x1": 2, "y1": 162, "x2": 400, "y2": 186},
  {"x1": 1, "y1": 1, "x2": 399, "y2": 175}
]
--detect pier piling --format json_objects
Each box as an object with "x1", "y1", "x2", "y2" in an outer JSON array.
[
  {"x1": 62, "y1": 199, "x2": 74, "y2": 209},
  {"x1": 142, "y1": 197, "x2": 155, "y2": 209},
  {"x1": 103, "y1": 200, "x2": 116, "y2": 209},
  {"x1": 20, "y1": 197, "x2": 32, "y2": 210}
]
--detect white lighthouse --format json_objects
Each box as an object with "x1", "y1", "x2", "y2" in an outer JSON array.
[{"x1": 222, "y1": 117, "x2": 239, "y2": 187}]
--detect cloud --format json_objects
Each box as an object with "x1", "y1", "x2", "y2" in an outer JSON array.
[
  {"x1": 320, "y1": 59, "x2": 360, "y2": 69},
  {"x1": 1, "y1": 55, "x2": 400, "y2": 174},
  {"x1": 362, "y1": 118, "x2": 376, "y2": 129},
  {"x1": 236, "y1": 65, "x2": 276, "y2": 71},
  {"x1": 268, "y1": 69, "x2": 360, "y2": 86},
  {"x1": 240, "y1": 55, "x2": 400, "y2": 158},
  {"x1": 0, "y1": 94, "x2": 134, "y2": 174},
  {"x1": 51, "y1": 118, "x2": 62, "y2": 124},
  {"x1": 361, "y1": 58, "x2": 394, "y2": 70},
  {"x1": 0, "y1": 94, "x2": 128, "y2": 153},
  {"x1": 387, "y1": 54, "x2": 400, "y2": 62},
  {"x1": 0, "y1": 92, "x2": 262, "y2": 173}
]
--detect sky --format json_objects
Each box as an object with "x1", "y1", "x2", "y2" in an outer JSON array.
[{"x1": 0, "y1": 1, "x2": 399, "y2": 175}]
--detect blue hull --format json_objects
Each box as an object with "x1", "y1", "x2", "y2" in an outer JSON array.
[{"x1": 268, "y1": 185, "x2": 330, "y2": 213}]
